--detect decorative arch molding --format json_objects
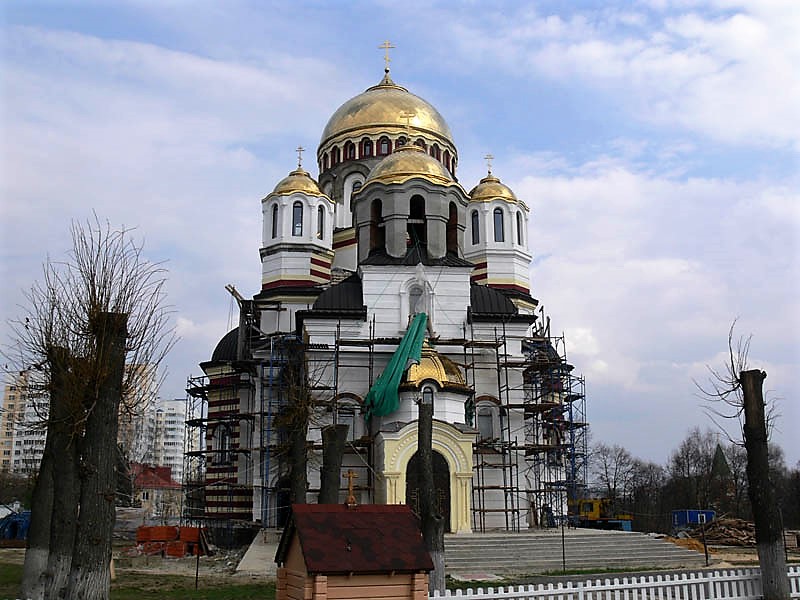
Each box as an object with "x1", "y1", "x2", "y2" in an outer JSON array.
[
  {"x1": 333, "y1": 392, "x2": 363, "y2": 405},
  {"x1": 375, "y1": 420, "x2": 474, "y2": 533},
  {"x1": 475, "y1": 394, "x2": 501, "y2": 406}
]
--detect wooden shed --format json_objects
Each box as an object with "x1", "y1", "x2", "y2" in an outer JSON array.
[{"x1": 275, "y1": 503, "x2": 433, "y2": 600}]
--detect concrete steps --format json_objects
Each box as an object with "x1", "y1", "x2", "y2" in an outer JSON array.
[{"x1": 444, "y1": 529, "x2": 706, "y2": 575}]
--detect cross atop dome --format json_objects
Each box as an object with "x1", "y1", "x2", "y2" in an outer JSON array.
[
  {"x1": 296, "y1": 145, "x2": 305, "y2": 169},
  {"x1": 379, "y1": 40, "x2": 395, "y2": 74},
  {"x1": 484, "y1": 153, "x2": 494, "y2": 175}
]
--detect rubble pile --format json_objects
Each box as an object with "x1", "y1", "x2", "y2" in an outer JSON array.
[{"x1": 691, "y1": 518, "x2": 756, "y2": 546}]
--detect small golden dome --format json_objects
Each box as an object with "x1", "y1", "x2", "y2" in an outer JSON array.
[
  {"x1": 270, "y1": 168, "x2": 326, "y2": 198},
  {"x1": 404, "y1": 343, "x2": 468, "y2": 390},
  {"x1": 319, "y1": 74, "x2": 454, "y2": 148},
  {"x1": 363, "y1": 145, "x2": 457, "y2": 189},
  {"x1": 469, "y1": 172, "x2": 519, "y2": 204}
]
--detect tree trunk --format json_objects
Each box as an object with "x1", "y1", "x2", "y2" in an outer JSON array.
[
  {"x1": 67, "y1": 312, "x2": 127, "y2": 600},
  {"x1": 20, "y1": 434, "x2": 54, "y2": 600},
  {"x1": 288, "y1": 412, "x2": 309, "y2": 505},
  {"x1": 318, "y1": 424, "x2": 349, "y2": 504},
  {"x1": 418, "y1": 401, "x2": 445, "y2": 594},
  {"x1": 45, "y1": 347, "x2": 82, "y2": 600},
  {"x1": 741, "y1": 369, "x2": 790, "y2": 600}
]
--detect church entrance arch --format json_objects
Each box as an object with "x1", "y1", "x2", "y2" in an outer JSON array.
[{"x1": 405, "y1": 450, "x2": 451, "y2": 533}]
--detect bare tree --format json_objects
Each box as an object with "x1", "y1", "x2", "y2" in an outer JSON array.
[
  {"x1": 666, "y1": 427, "x2": 718, "y2": 509},
  {"x1": 591, "y1": 443, "x2": 635, "y2": 510},
  {"x1": 696, "y1": 322, "x2": 789, "y2": 600},
  {"x1": 5, "y1": 218, "x2": 174, "y2": 600}
]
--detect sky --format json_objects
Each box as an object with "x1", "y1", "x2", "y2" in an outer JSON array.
[{"x1": 1, "y1": 0, "x2": 798, "y2": 468}]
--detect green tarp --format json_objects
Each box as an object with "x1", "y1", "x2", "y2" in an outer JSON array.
[{"x1": 364, "y1": 313, "x2": 428, "y2": 420}]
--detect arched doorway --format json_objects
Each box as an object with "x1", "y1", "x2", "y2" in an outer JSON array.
[{"x1": 405, "y1": 450, "x2": 451, "y2": 532}]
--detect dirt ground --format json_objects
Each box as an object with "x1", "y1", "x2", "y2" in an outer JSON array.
[{"x1": 0, "y1": 545, "x2": 273, "y2": 585}]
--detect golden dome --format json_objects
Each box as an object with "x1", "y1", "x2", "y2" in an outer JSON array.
[
  {"x1": 270, "y1": 168, "x2": 327, "y2": 198},
  {"x1": 404, "y1": 343, "x2": 468, "y2": 390},
  {"x1": 320, "y1": 74, "x2": 454, "y2": 148},
  {"x1": 362, "y1": 145, "x2": 458, "y2": 189},
  {"x1": 469, "y1": 172, "x2": 519, "y2": 204}
]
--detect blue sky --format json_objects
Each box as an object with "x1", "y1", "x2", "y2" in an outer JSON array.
[{"x1": 1, "y1": 0, "x2": 798, "y2": 467}]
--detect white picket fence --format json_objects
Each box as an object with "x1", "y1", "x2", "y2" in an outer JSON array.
[{"x1": 431, "y1": 566, "x2": 800, "y2": 599}]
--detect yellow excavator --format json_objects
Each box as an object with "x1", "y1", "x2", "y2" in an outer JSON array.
[{"x1": 568, "y1": 498, "x2": 633, "y2": 531}]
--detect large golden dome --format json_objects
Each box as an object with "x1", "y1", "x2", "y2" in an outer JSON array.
[
  {"x1": 270, "y1": 168, "x2": 327, "y2": 198},
  {"x1": 469, "y1": 173, "x2": 521, "y2": 205},
  {"x1": 320, "y1": 74, "x2": 454, "y2": 148},
  {"x1": 362, "y1": 146, "x2": 458, "y2": 189}
]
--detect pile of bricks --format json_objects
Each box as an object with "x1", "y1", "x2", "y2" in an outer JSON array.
[{"x1": 135, "y1": 525, "x2": 206, "y2": 557}]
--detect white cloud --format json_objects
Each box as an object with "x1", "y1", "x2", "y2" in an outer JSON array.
[{"x1": 438, "y1": 3, "x2": 800, "y2": 148}]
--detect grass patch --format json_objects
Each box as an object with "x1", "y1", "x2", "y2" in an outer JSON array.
[
  {"x1": 0, "y1": 561, "x2": 24, "y2": 599},
  {"x1": 0, "y1": 562, "x2": 275, "y2": 600}
]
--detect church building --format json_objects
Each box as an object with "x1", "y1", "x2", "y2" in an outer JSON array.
[{"x1": 184, "y1": 56, "x2": 588, "y2": 544}]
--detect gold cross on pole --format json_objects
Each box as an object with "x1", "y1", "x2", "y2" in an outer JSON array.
[
  {"x1": 484, "y1": 153, "x2": 494, "y2": 175},
  {"x1": 296, "y1": 146, "x2": 305, "y2": 169},
  {"x1": 344, "y1": 469, "x2": 358, "y2": 506},
  {"x1": 379, "y1": 40, "x2": 395, "y2": 72}
]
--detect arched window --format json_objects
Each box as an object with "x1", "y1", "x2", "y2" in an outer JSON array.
[
  {"x1": 471, "y1": 210, "x2": 480, "y2": 245},
  {"x1": 322, "y1": 153, "x2": 329, "y2": 171},
  {"x1": 378, "y1": 137, "x2": 391, "y2": 155},
  {"x1": 421, "y1": 385, "x2": 435, "y2": 408},
  {"x1": 337, "y1": 402, "x2": 360, "y2": 442},
  {"x1": 493, "y1": 207, "x2": 504, "y2": 242},
  {"x1": 432, "y1": 144, "x2": 441, "y2": 160},
  {"x1": 408, "y1": 195, "x2": 426, "y2": 247},
  {"x1": 213, "y1": 424, "x2": 232, "y2": 465},
  {"x1": 415, "y1": 138, "x2": 426, "y2": 150},
  {"x1": 292, "y1": 201, "x2": 303, "y2": 237},
  {"x1": 443, "y1": 150, "x2": 451, "y2": 172},
  {"x1": 271, "y1": 204, "x2": 279, "y2": 239},
  {"x1": 317, "y1": 206, "x2": 325, "y2": 239},
  {"x1": 409, "y1": 285, "x2": 425, "y2": 316},
  {"x1": 369, "y1": 199, "x2": 384, "y2": 254},
  {"x1": 516, "y1": 211, "x2": 523, "y2": 245},
  {"x1": 345, "y1": 141, "x2": 356, "y2": 160},
  {"x1": 446, "y1": 202, "x2": 458, "y2": 255},
  {"x1": 331, "y1": 146, "x2": 340, "y2": 166},
  {"x1": 361, "y1": 138, "x2": 373, "y2": 158},
  {"x1": 397, "y1": 136, "x2": 407, "y2": 148},
  {"x1": 477, "y1": 406, "x2": 494, "y2": 441}
]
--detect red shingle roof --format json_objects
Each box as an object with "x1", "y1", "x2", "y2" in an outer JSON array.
[
  {"x1": 131, "y1": 463, "x2": 181, "y2": 490},
  {"x1": 276, "y1": 504, "x2": 433, "y2": 575}
]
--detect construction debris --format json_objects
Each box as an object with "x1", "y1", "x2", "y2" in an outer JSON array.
[{"x1": 690, "y1": 518, "x2": 756, "y2": 546}]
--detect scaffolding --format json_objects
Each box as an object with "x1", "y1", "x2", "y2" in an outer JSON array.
[
  {"x1": 182, "y1": 366, "x2": 257, "y2": 546},
  {"x1": 463, "y1": 312, "x2": 588, "y2": 532},
  {"x1": 520, "y1": 327, "x2": 588, "y2": 526},
  {"x1": 182, "y1": 299, "x2": 587, "y2": 536}
]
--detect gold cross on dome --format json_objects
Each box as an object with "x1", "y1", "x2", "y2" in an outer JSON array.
[
  {"x1": 484, "y1": 153, "x2": 494, "y2": 175},
  {"x1": 399, "y1": 110, "x2": 416, "y2": 137},
  {"x1": 344, "y1": 469, "x2": 359, "y2": 506},
  {"x1": 379, "y1": 40, "x2": 395, "y2": 71},
  {"x1": 296, "y1": 146, "x2": 305, "y2": 169}
]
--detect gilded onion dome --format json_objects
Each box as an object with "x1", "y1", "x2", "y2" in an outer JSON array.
[
  {"x1": 468, "y1": 172, "x2": 521, "y2": 205},
  {"x1": 362, "y1": 145, "x2": 461, "y2": 189},
  {"x1": 271, "y1": 167, "x2": 327, "y2": 198},
  {"x1": 404, "y1": 343, "x2": 469, "y2": 391},
  {"x1": 319, "y1": 73, "x2": 454, "y2": 148}
]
